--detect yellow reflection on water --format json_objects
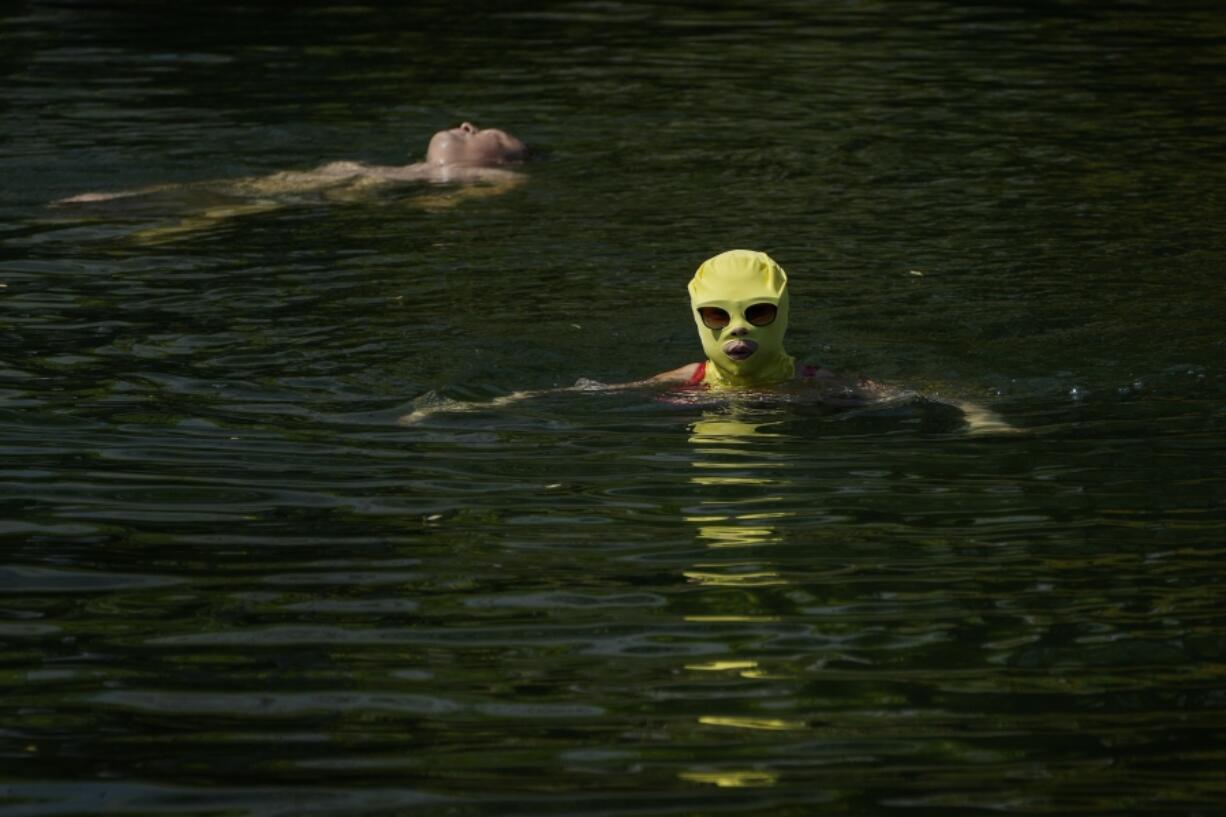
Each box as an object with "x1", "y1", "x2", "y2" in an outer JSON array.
[
  {"x1": 683, "y1": 615, "x2": 780, "y2": 623},
  {"x1": 680, "y1": 410, "x2": 805, "y2": 726},
  {"x1": 690, "y1": 475, "x2": 775, "y2": 485},
  {"x1": 689, "y1": 415, "x2": 782, "y2": 443},
  {"x1": 698, "y1": 715, "x2": 807, "y2": 731},
  {"x1": 685, "y1": 410, "x2": 793, "y2": 552},
  {"x1": 691, "y1": 525, "x2": 779, "y2": 547},
  {"x1": 679, "y1": 769, "x2": 779, "y2": 788},
  {"x1": 738, "y1": 667, "x2": 791, "y2": 679},
  {"x1": 684, "y1": 659, "x2": 786, "y2": 678},
  {"x1": 683, "y1": 569, "x2": 786, "y2": 586},
  {"x1": 685, "y1": 660, "x2": 759, "y2": 671}
]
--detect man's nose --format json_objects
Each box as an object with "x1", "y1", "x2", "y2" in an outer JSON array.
[
  {"x1": 459, "y1": 121, "x2": 477, "y2": 134},
  {"x1": 727, "y1": 323, "x2": 749, "y2": 337}
]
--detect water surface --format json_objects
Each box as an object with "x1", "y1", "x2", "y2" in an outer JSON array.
[{"x1": 2, "y1": 2, "x2": 1225, "y2": 815}]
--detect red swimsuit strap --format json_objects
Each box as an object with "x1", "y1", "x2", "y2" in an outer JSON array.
[{"x1": 687, "y1": 361, "x2": 707, "y2": 385}]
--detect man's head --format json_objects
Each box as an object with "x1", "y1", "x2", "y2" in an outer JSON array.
[
  {"x1": 425, "y1": 122, "x2": 528, "y2": 167},
  {"x1": 688, "y1": 250, "x2": 793, "y2": 388}
]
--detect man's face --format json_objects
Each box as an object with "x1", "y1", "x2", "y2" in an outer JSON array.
[{"x1": 425, "y1": 122, "x2": 527, "y2": 167}]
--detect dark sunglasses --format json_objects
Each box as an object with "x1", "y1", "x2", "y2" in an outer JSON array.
[{"x1": 698, "y1": 303, "x2": 778, "y2": 330}]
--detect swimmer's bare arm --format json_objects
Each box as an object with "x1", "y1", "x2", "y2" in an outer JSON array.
[
  {"x1": 54, "y1": 160, "x2": 525, "y2": 206},
  {"x1": 798, "y1": 365, "x2": 1018, "y2": 434},
  {"x1": 398, "y1": 364, "x2": 700, "y2": 425},
  {"x1": 839, "y1": 377, "x2": 1018, "y2": 435},
  {"x1": 949, "y1": 398, "x2": 1020, "y2": 435},
  {"x1": 398, "y1": 361, "x2": 1017, "y2": 436},
  {"x1": 54, "y1": 185, "x2": 172, "y2": 205},
  {"x1": 798, "y1": 364, "x2": 888, "y2": 405}
]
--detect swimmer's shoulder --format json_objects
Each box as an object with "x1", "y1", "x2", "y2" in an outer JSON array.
[
  {"x1": 419, "y1": 164, "x2": 525, "y2": 184},
  {"x1": 315, "y1": 161, "x2": 372, "y2": 177}
]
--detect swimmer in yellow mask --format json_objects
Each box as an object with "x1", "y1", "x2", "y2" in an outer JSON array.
[
  {"x1": 402, "y1": 249, "x2": 1016, "y2": 433},
  {"x1": 54, "y1": 122, "x2": 529, "y2": 241},
  {"x1": 647, "y1": 249, "x2": 1013, "y2": 429},
  {"x1": 644, "y1": 249, "x2": 871, "y2": 398}
]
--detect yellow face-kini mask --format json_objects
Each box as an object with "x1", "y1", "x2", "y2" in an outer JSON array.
[{"x1": 688, "y1": 250, "x2": 795, "y2": 389}]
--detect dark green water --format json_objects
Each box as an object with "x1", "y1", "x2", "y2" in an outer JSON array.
[{"x1": 3, "y1": 1, "x2": 1225, "y2": 815}]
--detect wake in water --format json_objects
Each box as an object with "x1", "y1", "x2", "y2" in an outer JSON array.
[{"x1": 398, "y1": 379, "x2": 1018, "y2": 436}]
